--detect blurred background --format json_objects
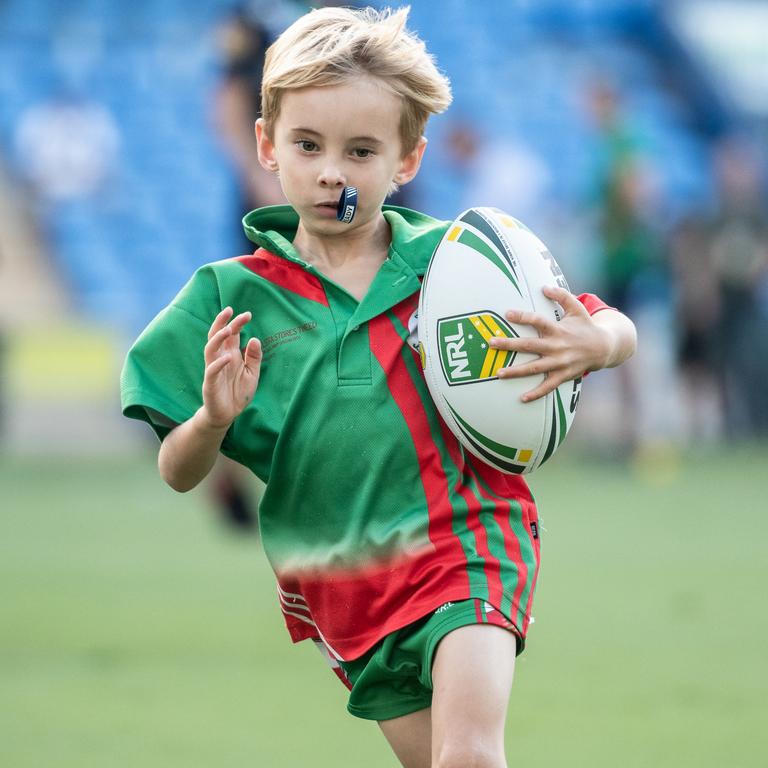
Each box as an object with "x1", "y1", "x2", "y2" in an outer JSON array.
[{"x1": 1, "y1": 1, "x2": 766, "y2": 766}]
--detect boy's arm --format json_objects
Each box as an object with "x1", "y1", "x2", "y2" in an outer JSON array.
[
  {"x1": 159, "y1": 307, "x2": 262, "y2": 492},
  {"x1": 489, "y1": 285, "x2": 637, "y2": 402},
  {"x1": 158, "y1": 408, "x2": 233, "y2": 492},
  {"x1": 586, "y1": 303, "x2": 637, "y2": 370}
]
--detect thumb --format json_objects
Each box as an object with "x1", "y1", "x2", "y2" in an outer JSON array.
[{"x1": 244, "y1": 337, "x2": 262, "y2": 369}]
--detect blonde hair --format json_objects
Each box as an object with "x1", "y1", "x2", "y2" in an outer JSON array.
[{"x1": 261, "y1": 6, "x2": 452, "y2": 155}]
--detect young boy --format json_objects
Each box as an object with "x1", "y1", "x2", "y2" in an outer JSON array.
[{"x1": 121, "y1": 7, "x2": 636, "y2": 767}]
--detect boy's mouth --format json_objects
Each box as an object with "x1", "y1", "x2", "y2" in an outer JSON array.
[{"x1": 314, "y1": 201, "x2": 340, "y2": 217}]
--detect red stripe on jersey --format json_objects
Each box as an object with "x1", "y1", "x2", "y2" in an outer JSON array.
[
  {"x1": 237, "y1": 249, "x2": 329, "y2": 306},
  {"x1": 368, "y1": 313, "x2": 470, "y2": 586},
  {"x1": 469, "y1": 457, "x2": 537, "y2": 634},
  {"x1": 519, "y1": 482, "x2": 541, "y2": 626},
  {"x1": 379, "y1": 298, "x2": 509, "y2": 616},
  {"x1": 389, "y1": 292, "x2": 419, "y2": 329},
  {"x1": 437, "y1": 419, "x2": 507, "y2": 613},
  {"x1": 487, "y1": 461, "x2": 540, "y2": 630},
  {"x1": 463, "y1": 487, "x2": 504, "y2": 608}
]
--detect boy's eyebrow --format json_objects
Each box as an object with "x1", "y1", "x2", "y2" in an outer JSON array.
[{"x1": 290, "y1": 127, "x2": 384, "y2": 146}]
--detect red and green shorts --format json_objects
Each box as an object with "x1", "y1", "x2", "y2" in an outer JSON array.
[{"x1": 314, "y1": 599, "x2": 522, "y2": 722}]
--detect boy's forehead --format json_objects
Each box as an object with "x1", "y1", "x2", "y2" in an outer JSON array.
[{"x1": 278, "y1": 79, "x2": 401, "y2": 141}]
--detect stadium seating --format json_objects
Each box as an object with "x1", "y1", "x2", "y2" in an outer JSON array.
[{"x1": 0, "y1": 0, "x2": 734, "y2": 331}]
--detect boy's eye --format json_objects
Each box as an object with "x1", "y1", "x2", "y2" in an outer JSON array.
[
  {"x1": 353, "y1": 148, "x2": 374, "y2": 159},
  {"x1": 296, "y1": 140, "x2": 318, "y2": 152}
]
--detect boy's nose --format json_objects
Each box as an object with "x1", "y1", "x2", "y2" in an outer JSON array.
[{"x1": 318, "y1": 166, "x2": 346, "y2": 188}]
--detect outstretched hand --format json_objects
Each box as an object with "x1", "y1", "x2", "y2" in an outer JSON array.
[
  {"x1": 201, "y1": 306, "x2": 262, "y2": 429},
  {"x1": 489, "y1": 286, "x2": 612, "y2": 402}
]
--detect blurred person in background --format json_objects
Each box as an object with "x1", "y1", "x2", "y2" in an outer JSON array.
[
  {"x1": 14, "y1": 87, "x2": 120, "y2": 207},
  {"x1": 589, "y1": 81, "x2": 668, "y2": 318},
  {"x1": 451, "y1": 121, "x2": 551, "y2": 228},
  {"x1": 589, "y1": 80, "x2": 674, "y2": 454},
  {"x1": 669, "y1": 213, "x2": 723, "y2": 442},
  {"x1": 214, "y1": 5, "x2": 284, "y2": 229},
  {"x1": 706, "y1": 134, "x2": 768, "y2": 437}
]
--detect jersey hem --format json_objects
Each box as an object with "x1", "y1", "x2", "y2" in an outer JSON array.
[{"x1": 287, "y1": 587, "x2": 529, "y2": 662}]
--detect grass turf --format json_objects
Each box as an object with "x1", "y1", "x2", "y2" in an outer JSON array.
[{"x1": 1, "y1": 448, "x2": 766, "y2": 767}]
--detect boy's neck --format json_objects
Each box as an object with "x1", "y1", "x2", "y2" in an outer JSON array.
[{"x1": 293, "y1": 212, "x2": 391, "y2": 270}]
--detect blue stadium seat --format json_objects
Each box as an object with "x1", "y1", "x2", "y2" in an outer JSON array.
[{"x1": 0, "y1": 0, "x2": 740, "y2": 329}]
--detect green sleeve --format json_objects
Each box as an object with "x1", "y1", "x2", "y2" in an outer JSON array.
[{"x1": 120, "y1": 266, "x2": 239, "y2": 458}]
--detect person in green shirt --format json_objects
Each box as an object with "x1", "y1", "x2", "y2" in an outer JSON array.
[{"x1": 122, "y1": 7, "x2": 636, "y2": 767}]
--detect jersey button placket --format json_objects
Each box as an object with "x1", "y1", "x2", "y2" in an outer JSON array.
[
  {"x1": 337, "y1": 320, "x2": 371, "y2": 384},
  {"x1": 324, "y1": 287, "x2": 372, "y2": 385}
]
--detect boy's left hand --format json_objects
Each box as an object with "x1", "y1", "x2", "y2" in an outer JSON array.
[{"x1": 488, "y1": 285, "x2": 611, "y2": 402}]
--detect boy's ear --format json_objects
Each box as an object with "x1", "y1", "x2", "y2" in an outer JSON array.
[
  {"x1": 393, "y1": 136, "x2": 428, "y2": 186},
  {"x1": 255, "y1": 118, "x2": 279, "y2": 172}
]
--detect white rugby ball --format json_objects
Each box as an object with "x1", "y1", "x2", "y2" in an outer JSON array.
[{"x1": 418, "y1": 207, "x2": 582, "y2": 474}]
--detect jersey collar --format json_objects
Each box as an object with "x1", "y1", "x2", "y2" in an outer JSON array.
[{"x1": 241, "y1": 204, "x2": 449, "y2": 277}]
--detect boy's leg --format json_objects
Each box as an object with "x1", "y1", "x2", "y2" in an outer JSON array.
[
  {"x1": 430, "y1": 624, "x2": 517, "y2": 768},
  {"x1": 378, "y1": 708, "x2": 432, "y2": 768}
]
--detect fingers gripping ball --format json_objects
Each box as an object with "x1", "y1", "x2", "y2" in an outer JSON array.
[{"x1": 417, "y1": 207, "x2": 580, "y2": 474}]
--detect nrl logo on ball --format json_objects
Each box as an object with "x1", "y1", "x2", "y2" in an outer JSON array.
[{"x1": 437, "y1": 311, "x2": 519, "y2": 386}]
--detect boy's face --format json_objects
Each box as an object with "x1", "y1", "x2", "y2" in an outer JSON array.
[{"x1": 256, "y1": 77, "x2": 426, "y2": 234}]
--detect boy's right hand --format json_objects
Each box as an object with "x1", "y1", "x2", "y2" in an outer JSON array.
[{"x1": 201, "y1": 307, "x2": 262, "y2": 430}]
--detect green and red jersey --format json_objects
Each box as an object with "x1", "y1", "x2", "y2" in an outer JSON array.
[{"x1": 121, "y1": 204, "x2": 608, "y2": 661}]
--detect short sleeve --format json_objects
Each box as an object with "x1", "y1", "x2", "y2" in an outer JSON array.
[{"x1": 120, "y1": 266, "x2": 226, "y2": 444}]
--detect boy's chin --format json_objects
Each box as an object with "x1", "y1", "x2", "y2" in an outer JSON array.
[{"x1": 299, "y1": 215, "x2": 349, "y2": 235}]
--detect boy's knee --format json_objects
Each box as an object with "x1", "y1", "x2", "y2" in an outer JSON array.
[{"x1": 433, "y1": 739, "x2": 505, "y2": 768}]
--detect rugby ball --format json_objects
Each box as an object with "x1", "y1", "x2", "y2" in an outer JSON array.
[{"x1": 417, "y1": 207, "x2": 581, "y2": 474}]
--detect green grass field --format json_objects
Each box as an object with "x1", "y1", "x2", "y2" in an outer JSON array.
[{"x1": 2, "y1": 448, "x2": 766, "y2": 767}]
